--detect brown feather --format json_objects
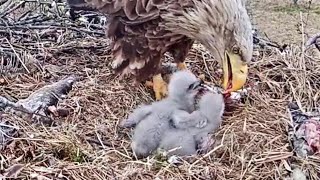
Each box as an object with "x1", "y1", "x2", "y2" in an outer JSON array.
[
  {"x1": 66, "y1": 0, "x2": 253, "y2": 81},
  {"x1": 67, "y1": 0, "x2": 189, "y2": 81}
]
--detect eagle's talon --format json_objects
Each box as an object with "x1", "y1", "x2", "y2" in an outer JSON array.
[
  {"x1": 198, "y1": 74, "x2": 206, "y2": 81},
  {"x1": 145, "y1": 81, "x2": 154, "y2": 88},
  {"x1": 177, "y1": 62, "x2": 188, "y2": 71},
  {"x1": 153, "y1": 74, "x2": 168, "y2": 101}
]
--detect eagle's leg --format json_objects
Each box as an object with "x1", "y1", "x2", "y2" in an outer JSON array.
[
  {"x1": 177, "y1": 62, "x2": 188, "y2": 71},
  {"x1": 177, "y1": 62, "x2": 205, "y2": 81},
  {"x1": 170, "y1": 39, "x2": 194, "y2": 72},
  {"x1": 145, "y1": 74, "x2": 168, "y2": 101}
]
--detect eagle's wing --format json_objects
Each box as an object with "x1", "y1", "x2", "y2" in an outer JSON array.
[
  {"x1": 67, "y1": 0, "x2": 193, "y2": 81},
  {"x1": 67, "y1": 0, "x2": 162, "y2": 22},
  {"x1": 67, "y1": 0, "x2": 192, "y2": 21},
  {"x1": 110, "y1": 18, "x2": 192, "y2": 81}
]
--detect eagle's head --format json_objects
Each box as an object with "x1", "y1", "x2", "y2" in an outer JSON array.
[{"x1": 162, "y1": 0, "x2": 253, "y2": 92}]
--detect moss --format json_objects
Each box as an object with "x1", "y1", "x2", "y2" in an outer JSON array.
[
  {"x1": 70, "y1": 148, "x2": 87, "y2": 163},
  {"x1": 53, "y1": 144, "x2": 88, "y2": 163}
]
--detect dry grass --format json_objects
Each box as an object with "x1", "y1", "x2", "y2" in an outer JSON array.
[
  {"x1": 0, "y1": 0, "x2": 320, "y2": 179},
  {"x1": 249, "y1": 0, "x2": 320, "y2": 44}
]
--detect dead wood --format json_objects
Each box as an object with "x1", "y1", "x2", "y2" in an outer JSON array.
[{"x1": 1, "y1": 76, "x2": 76, "y2": 123}]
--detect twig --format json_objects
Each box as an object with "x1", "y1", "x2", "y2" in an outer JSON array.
[
  {"x1": 0, "y1": 1, "x2": 26, "y2": 18},
  {"x1": 253, "y1": 29, "x2": 287, "y2": 51},
  {"x1": 0, "y1": 0, "x2": 108, "y2": 75},
  {"x1": 4, "y1": 38, "x2": 30, "y2": 73}
]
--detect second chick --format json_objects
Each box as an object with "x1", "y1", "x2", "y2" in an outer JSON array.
[
  {"x1": 120, "y1": 70, "x2": 206, "y2": 158},
  {"x1": 158, "y1": 91, "x2": 225, "y2": 156}
]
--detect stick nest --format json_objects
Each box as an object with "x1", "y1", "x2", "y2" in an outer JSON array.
[{"x1": 0, "y1": 0, "x2": 320, "y2": 179}]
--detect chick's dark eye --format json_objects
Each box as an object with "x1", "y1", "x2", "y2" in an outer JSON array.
[
  {"x1": 188, "y1": 83, "x2": 194, "y2": 90},
  {"x1": 188, "y1": 80, "x2": 202, "y2": 90}
]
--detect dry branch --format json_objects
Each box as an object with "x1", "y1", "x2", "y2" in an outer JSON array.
[
  {"x1": 0, "y1": 76, "x2": 76, "y2": 122},
  {"x1": 0, "y1": 76, "x2": 76, "y2": 154},
  {"x1": 252, "y1": 29, "x2": 288, "y2": 52},
  {"x1": 0, "y1": 0, "x2": 108, "y2": 75}
]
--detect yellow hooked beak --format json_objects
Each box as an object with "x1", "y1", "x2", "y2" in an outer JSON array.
[{"x1": 221, "y1": 51, "x2": 248, "y2": 92}]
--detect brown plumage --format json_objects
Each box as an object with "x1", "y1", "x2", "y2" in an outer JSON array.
[{"x1": 67, "y1": 0, "x2": 253, "y2": 100}]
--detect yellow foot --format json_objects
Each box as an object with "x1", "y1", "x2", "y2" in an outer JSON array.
[
  {"x1": 177, "y1": 62, "x2": 188, "y2": 71},
  {"x1": 198, "y1": 74, "x2": 206, "y2": 81},
  {"x1": 145, "y1": 74, "x2": 168, "y2": 101}
]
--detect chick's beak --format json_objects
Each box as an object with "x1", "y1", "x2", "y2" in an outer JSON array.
[{"x1": 221, "y1": 51, "x2": 248, "y2": 92}]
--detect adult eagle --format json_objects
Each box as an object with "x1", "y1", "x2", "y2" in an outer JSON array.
[{"x1": 67, "y1": 0, "x2": 253, "y2": 100}]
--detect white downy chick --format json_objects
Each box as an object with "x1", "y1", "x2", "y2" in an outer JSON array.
[
  {"x1": 120, "y1": 70, "x2": 204, "y2": 158},
  {"x1": 158, "y1": 92, "x2": 225, "y2": 156}
]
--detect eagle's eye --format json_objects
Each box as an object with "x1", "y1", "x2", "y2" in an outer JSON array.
[{"x1": 232, "y1": 46, "x2": 240, "y2": 54}]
